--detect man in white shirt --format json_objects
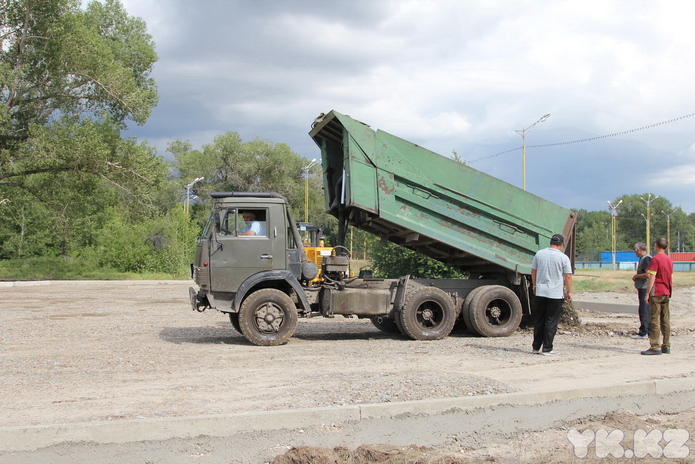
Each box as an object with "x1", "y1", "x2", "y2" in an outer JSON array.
[
  {"x1": 239, "y1": 211, "x2": 262, "y2": 236},
  {"x1": 531, "y1": 233, "x2": 573, "y2": 355}
]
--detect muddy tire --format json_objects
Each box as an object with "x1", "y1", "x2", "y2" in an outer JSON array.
[
  {"x1": 397, "y1": 287, "x2": 456, "y2": 340},
  {"x1": 461, "y1": 286, "x2": 486, "y2": 332},
  {"x1": 238, "y1": 289, "x2": 298, "y2": 346},
  {"x1": 466, "y1": 285, "x2": 522, "y2": 337}
]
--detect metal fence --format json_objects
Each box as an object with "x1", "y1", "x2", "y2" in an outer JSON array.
[{"x1": 575, "y1": 261, "x2": 695, "y2": 272}]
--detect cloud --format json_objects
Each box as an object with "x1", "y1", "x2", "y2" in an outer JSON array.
[
  {"x1": 113, "y1": 0, "x2": 695, "y2": 213},
  {"x1": 651, "y1": 164, "x2": 695, "y2": 186}
]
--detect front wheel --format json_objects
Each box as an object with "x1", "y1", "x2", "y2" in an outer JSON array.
[
  {"x1": 398, "y1": 287, "x2": 456, "y2": 340},
  {"x1": 238, "y1": 289, "x2": 298, "y2": 346}
]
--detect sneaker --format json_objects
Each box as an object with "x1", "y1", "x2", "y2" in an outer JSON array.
[
  {"x1": 541, "y1": 350, "x2": 557, "y2": 356},
  {"x1": 631, "y1": 334, "x2": 648, "y2": 339},
  {"x1": 662, "y1": 347, "x2": 670, "y2": 354},
  {"x1": 640, "y1": 349, "x2": 662, "y2": 356},
  {"x1": 532, "y1": 349, "x2": 541, "y2": 355}
]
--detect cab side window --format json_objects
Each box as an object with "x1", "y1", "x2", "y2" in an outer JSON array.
[
  {"x1": 216, "y1": 208, "x2": 267, "y2": 237},
  {"x1": 237, "y1": 209, "x2": 266, "y2": 237}
]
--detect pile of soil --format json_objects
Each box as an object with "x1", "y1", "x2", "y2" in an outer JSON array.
[{"x1": 272, "y1": 444, "x2": 468, "y2": 464}]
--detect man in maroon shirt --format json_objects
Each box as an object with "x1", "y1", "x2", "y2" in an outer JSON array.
[{"x1": 641, "y1": 237, "x2": 674, "y2": 356}]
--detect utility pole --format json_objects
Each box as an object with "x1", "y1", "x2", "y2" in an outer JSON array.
[
  {"x1": 515, "y1": 113, "x2": 550, "y2": 191},
  {"x1": 662, "y1": 210, "x2": 671, "y2": 254},
  {"x1": 607, "y1": 200, "x2": 622, "y2": 271},
  {"x1": 303, "y1": 159, "x2": 317, "y2": 222},
  {"x1": 185, "y1": 177, "x2": 204, "y2": 214},
  {"x1": 640, "y1": 194, "x2": 659, "y2": 247}
]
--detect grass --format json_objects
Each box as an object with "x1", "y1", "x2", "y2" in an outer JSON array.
[
  {"x1": 573, "y1": 269, "x2": 695, "y2": 293},
  {"x1": 0, "y1": 256, "x2": 187, "y2": 281}
]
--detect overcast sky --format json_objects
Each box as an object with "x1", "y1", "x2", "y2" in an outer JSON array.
[{"x1": 114, "y1": 0, "x2": 695, "y2": 214}]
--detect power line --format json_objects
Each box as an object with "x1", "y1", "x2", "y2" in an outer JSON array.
[{"x1": 467, "y1": 111, "x2": 695, "y2": 164}]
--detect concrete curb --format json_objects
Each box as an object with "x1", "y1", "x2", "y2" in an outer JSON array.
[
  {"x1": 2, "y1": 376, "x2": 694, "y2": 452},
  {"x1": 573, "y1": 300, "x2": 634, "y2": 313}
]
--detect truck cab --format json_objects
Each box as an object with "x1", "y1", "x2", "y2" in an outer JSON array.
[{"x1": 190, "y1": 192, "x2": 318, "y2": 345}]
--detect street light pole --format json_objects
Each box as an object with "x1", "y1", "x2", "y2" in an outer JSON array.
[
  {"x1": 303, "y1": 159, "x2": 317, "y2": 222},
  {"x1": 185, "y1": 177, "x2": 204, "y2": 214},
  {"x1": 607, "y1": 200, "x2": 622, "y2": 271},
  {"x1": 662, "y1": 210, "x2": 671, "y2": 254},
  {"x1": 516, "y1": 113, "x2": 550, "y2": 191},
  {"x1": 640, "y1": 194, "x2": 660, "y2": 247}
]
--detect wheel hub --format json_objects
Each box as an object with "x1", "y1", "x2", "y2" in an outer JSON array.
[
  {"x1": 489, "y1": 305, "x2": 502, "y2": 322},
  {"x1": 255, "y1": 303, "x2": 284, "y2": 333}
]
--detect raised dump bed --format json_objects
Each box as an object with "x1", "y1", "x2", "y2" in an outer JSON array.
[{"x1": 310, "y1": 110, "x2": 576, "y2": 277}]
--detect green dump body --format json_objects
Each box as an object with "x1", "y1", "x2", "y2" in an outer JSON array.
[{"x1": 310, "y1": 110, "x2": 576, "y2": 277}]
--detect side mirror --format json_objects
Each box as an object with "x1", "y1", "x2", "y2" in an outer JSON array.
[{"x1": 214, "y1": 213, "x2": 221, "y2": 233}]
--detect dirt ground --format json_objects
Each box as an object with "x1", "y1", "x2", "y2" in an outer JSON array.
[
  {"x1": 269, "y1": 407, "x2": 695, "y2": 464},
  {"x1": 1, "y1": 280, "x2": 694, "y2": 463}
]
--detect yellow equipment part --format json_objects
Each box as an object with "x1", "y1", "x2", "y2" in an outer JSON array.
[
  {"x1": 304, "y1": 244, "x2": 333, "y2": 285},
  {"x1": 298, "y1": 222, "x2": 332, "y2": 285}
]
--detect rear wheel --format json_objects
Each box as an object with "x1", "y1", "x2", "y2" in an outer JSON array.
[
  {"x1": 466, "y1": 285, "x2": 522, "y2": 337},
  {"x1": 461, "y1": 286, "x2": 486, "y2": 332},
  {"x1": 238, "y1": 289, "x2": 298, "y2": 346},
  {"x1": 398, "y1": 287, "x2": 456, "y2": 340}
]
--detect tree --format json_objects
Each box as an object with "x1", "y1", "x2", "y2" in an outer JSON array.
[
  {"x1": 370, "y1": 240, "x2": 465, "y2": 279},
  {"x1": 575, "y1": 209, "x2": 611, "y2": 259},
  {"x1": 93, "y1": 205, "x2": 198, "y2": 275},
  {"x1": 574, "y1": 194, "x2": 695, "y2": 257},
  {"x1": 611, "y1": 194, "x2": 673, "y2": 250},
  {"x1": 170, "y1": 132, "x2": 329, "y2": 231},
  {"x1": 0, "y1": 0, "x2": 166, "y2": 259},
  {"x1": 0, "y1": 0, "x2": 160, "y2": 199}
]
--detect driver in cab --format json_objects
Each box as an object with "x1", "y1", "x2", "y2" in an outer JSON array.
[{"x1": 239, "y1": 211, "x2": 261, "y2": 236}]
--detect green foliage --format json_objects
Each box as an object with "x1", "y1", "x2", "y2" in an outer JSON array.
[
  {"x1": 0, "y1": 255, "x2": 116, "y2": 280},
  {"x1": 170, "y1": 132, "x2": 331, "y2": 234},
  {"x1": 575, "y1": 194, "x2": 695, "y2": 256},
  {"x1": 0, "y1": 199, "x2": 199, "y2": 278},
  {"x1": 0, "y1": 0, "x2": 157, "y2": 134},
  {"x1": 575, "y1": 209, "x2": 611, "y2": 258},
  {"x1": 0, "y1": 255, "x2": 178, "y2": 280},
  {"x1": 92, "y1": 206, "x2": 198, "y2": 276},
  {"x1": 0, "y1": 117, "x2": 168, "y2": 258},
  {"x1": 0, "y1": 0, "x2": 162, "y2": 199},
  {"x1": 0, "y1": 0, "x2": 169, "y2": 269},
  {"x1": 0, "y1": 195, "x2": 55, "y2": 258},
  {"x1": 370, "y1": 240, "x2": 466, "y2": 279}
]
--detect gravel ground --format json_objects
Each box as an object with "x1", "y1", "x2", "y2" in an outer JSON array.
[{"x1": 1, "y1": 280, "x2": 694, "y2": 430}]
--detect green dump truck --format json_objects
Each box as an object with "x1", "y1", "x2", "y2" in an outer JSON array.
[{"x1": 189, "y1": 110, "x2": 577, "y2": 346}]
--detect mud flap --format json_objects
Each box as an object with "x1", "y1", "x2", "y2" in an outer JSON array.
[{"x1": 189, "y1": 287, "x2": 204, "y2": 312}]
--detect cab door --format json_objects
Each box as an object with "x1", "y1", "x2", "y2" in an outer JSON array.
[{"x1": 208, "y1": 203, "x2": 286, "y2": 293}]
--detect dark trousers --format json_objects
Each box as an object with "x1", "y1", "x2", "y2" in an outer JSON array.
[
  {"x1": 533, "y1": 296, "x2": 563, "y2": 352},
  {"x1": 637, "y1": 288, "x2": 650, "y2": 336}
]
